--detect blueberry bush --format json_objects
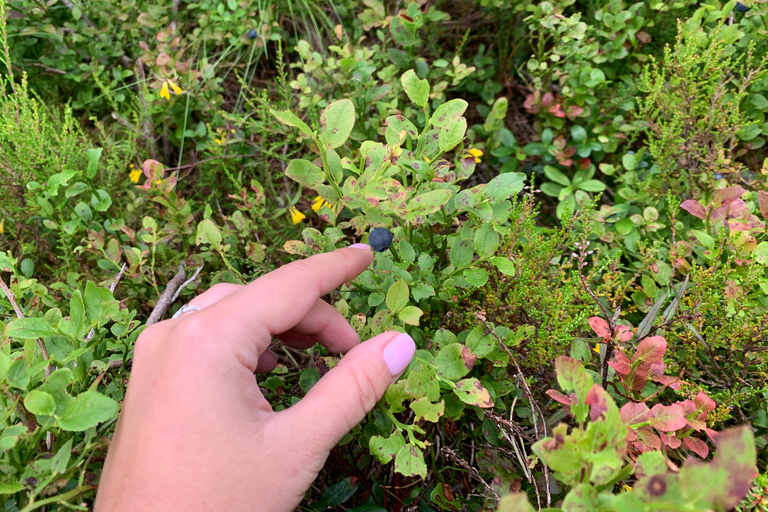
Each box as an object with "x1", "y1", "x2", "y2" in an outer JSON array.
[{"x1": 1, "y1": 0, "x2": 767, "y2": 510}]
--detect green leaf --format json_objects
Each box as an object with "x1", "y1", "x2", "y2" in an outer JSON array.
[
  {"x1": 454, "y1": 378, "x2": 494, "y2": 408},
  {"x1": 691, "y1": 229, "x2": 715, "y2": 250},
  {"x1": 405, "y1": 363, "x2": 440, "y2": 401},
  {"x1": 386, "y1": 280, "x2": 410, "y2": 313},
  {"x1": 474, "y1": 224, "x2": 500, "y2": 258},
  {"x1": 285, "y1": 159, "x2": 325, "y2": 189},
  {"x1": 370, "y1": 431, "x2": 405, "y2": 464},
  {"x1": 195, "y1": 219, "x2": 223, "y2": 248},
  {"x1": 438, "y1": 117, "x2": 467, "y2": 152},
  {"x1": 5, "y1": 318, "x2": 56, "y2": 340},
  {"x1": 463, "y1": 267, "x2": 489, "y2": 287},
  {"x1": 753, "y1": 241, "x2": 768, "y2": 265},
  {"x1": 394, "y1": 444, "x2": 428, "y2": 478},
  {"x1": 496, "y1": 493, "x2": 535, "y2": 512},
  {"x1": 398, "y1": 306, "x2": 423, "y2": 326},
  {"x1": 56, "y1": 391, "x2": 119, "y2": 431},
  {"x1": 69, "y1": 290, "x2": 85, "y2": 337},
  {"x1": 90, "y1": 189, "x2": 112, "y2": 212},
  {"x1": 431, "y1": 99, "x2": 468, "y2": 127},
  {"x1": 319, "y1": 99, "x2": 356, "y2": 149},
  {"x1": 465, "y1": 325, "x2": 495, "y2": 358},
  {"x1": 449, "y1": 239, "x2": 473, "y2": 268},
  {"x1": 434, "y1": 343, "x2": 476, "y2": 380},
  {"x1": 622, "y1": 153, "x2": 637, "y2": 171},
  {"x1": 410, "y1": 397, "x2": 444, "y2": 422},
  {"x1": 404, "y1": 189, "x2": 452, "y2": 221},
  {"x1": 400, "y1": 70, "x2": 430, "y2": 108},
  {"x1": 490, "y1": 257, "x2": 516, "y2": 276},
  {"x1": 0, "y1": 483, "x2": 23, "y2": 495},
  {"x1": 570, "y1": 125, "x2": 587, "y2": 144},
  {"x1": 24, "y1": 389, "x2": 56, "y2": 416},
  {"x1": 544, "y1": 165, "x2": 571, "y2": 186},
  {"x1": 540, "y1": 182, "x2": 563, "y2": 197},
  {"x1": 485, "y1": 172, "x2": 525, "y2": 202},
  {"x1": 270, "y1": 109, "x2": 314, "y2": 138},
  {"x1": 562, "y1": 484, "x2": 599, "y2": 510},
  {"x1": 299, "y1": 367, "x2": 320, "y2": 392},
  {"x1": 85, "y1": 147, "x2": 103, "y2": 179},
  {"x1": 578, "y1": 179, "x2": 606, "y2": 192},
  {"x1": 51, "y1": 438, "x2": 73, "y2": 474}
]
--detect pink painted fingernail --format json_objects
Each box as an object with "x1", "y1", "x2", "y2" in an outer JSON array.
[
  {"x1": 383, "y1": 333, "x2": 415, "y2": 378},
  {"x1": 349, "y1": 243, "x2": 371, "y2": 250}
]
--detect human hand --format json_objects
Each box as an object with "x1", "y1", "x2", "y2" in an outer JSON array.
[{"x1": 94, "y1": 245, "x2": 416, "y2": 511}]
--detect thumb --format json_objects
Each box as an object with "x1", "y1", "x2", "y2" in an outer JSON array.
[{"x1": 277, "y1": 331, "x2": 415, "y2": 450}]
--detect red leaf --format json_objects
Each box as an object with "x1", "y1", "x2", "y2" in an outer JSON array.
[
  {"x1": 705, "y1": 428, "x2": 719, "y2": 441},
  {"x1": 683, "y1": 436, "x2": 709, "y2": 458},
  {"x1": 649, "y1": 403, "x2": 687, "y2": 432},
  {"x1": 566, "y1": 105, "x2": 585, "y2": 119},
  {"x1": 712, "y1": 186, "x2": 745, "y2": 208},
  {"x1": 588, "y1": 317, "x2": 610, "y2": 340},
  {"x1": 636, "y1": 427, "x2": 662, "y2": 450},
  {"x1": 680, "y1": 199, "x2": 707, "y2": 220},
  {"x1": 547, "y1": 389, "x2": 575, "y2": 406},
  {"x1": 649, "y1": 361, "x2": 665, "y2": 377},
  {"x1": 625, "y1": 364, "x2": 650, "y2": 391},
  {"x1": 694, "y1": 392, "x2": 716, "y2": 413},
  {"x1": 651, "y1": 374, "x2": 680, "y2": 390},
  {"x1": 620, "y1": 402, "x2": 650, "y2": 425},
  {"x1": 542, "y1": 92, "x2": 555, "y2": 107},
  {"x1": 660, "y1": 432, "x2": 681, "y2": 448},
  {"x1": 687, "y1": 412, "x2": 707, "y2": 432},
  {"x1": 585, "y1": 385, "x2": 611, "y2": 421},
  {"x1": 632, "y1": 336, "x2": 666, "y2": 365},
  {"x1": 608, "y1": 350, "x2": 631, "y2": 376},
  {"x1": 616, "y1": 324, "x2": 633, "y2": 342},
  {"x1": 758, "y1": 191, "x2": 768, "y2": 221}
]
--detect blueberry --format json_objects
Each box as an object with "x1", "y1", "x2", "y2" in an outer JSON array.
[
  {"x1": 735, "y1": 2, "x2": 750, "y2": 12},
  {"x1": 714, "y1": 173, "x2": 724, "y2": 180},
  {"x1": 368, "y1": 228, "x2": 394, "y2": 252},
  {"x1": 247, "y1": 29, "x2": 258, "y2": 40}
]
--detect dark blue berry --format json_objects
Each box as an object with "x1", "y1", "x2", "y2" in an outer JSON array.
[
  {"x1": 735, "y1": 2, "x2": 750, "y2": 12},
  {"x1": 368, "y1": 228, "x2": 394, "y2": 252},
  {"x1": 714, "y1": 173, "x2": 724, "y2": 180},
  {"x1": 248, "y1": 29, "x2": 258, "y2": 40}
]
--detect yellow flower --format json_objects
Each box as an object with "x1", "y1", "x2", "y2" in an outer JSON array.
[
  {"x1": 312, "y1": 196, "x2": 325, "y2": 212},
  {"x1": 129, "y1": 169, "x2": 142, "y2": 183},
  {"x1": 464, "y1": 148, "x2": 484, "y2": 163},
  {"x1": 160, "y1": 80, "x2": 182, "y2": 100},
  {"x1": 0, "y1": 219, "x2": 4, "y2": 234},
  {"x1": 593, "y1": 344, "x2": 600, "y2": 354},
  {"x1": 155, "y1": 179, "x2": 162, "y2": 185},
  {"x1": 289, "y1": 206, "x2": 306, "y2": 224},
  {"x1": 168, "y1": 80, "x2": 182, "y2": 95},
  {"x1": 622, "y1": 484, "x2": 632, "y2": 493},
  {"x1": 424, "y1": 156, "x2": 431, "y2": 163}
]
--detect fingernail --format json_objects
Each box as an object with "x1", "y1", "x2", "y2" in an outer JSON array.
[
  {"x1": 383, "y1": 333, "x2": 416, "y2": 378},
  {"x1": 349, "y1": 243, "x2": 371, "y2": 250}
]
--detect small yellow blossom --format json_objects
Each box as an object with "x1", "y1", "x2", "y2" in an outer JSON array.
[
  {"x1": 129, "y1": 170, "x2": 142, "y2": 183},
  {"x1": 424, "y1": 156, "x2": 431, "y2": 163},
  {"x1": 593, "y1": 344, "x2": 600, "y2": 354},
  {"x1": 168, "y1": 80, "x2": 182, "y2": 95},
  {"x1": 0, "y1": 219, "x2": 4, "y2": 234},
  {"x1": 155, "y1": 179, "x2": 162, "y2": 185},
  {"x1": 622, "y1": 484, "x2": 632, "y2": 493},
  {"x1": 289, "y1": 206, "x2": 306, "y2": 224},
  {"x1": 464, "y1": 148, "x2": 484, "y2": 163},
  {"x1": 312, "y1": 196, "x2": 325, "y2": 212},
  {"x1": 160, "y1": 80, "x2": 182, "y2": 100}
]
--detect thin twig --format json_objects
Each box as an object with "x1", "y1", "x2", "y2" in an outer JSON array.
[
  {"x1": 475, "y1": 312, "x2": 551, "y2": 508},
  {"x1": 146, "y1": 264, "x2": 188, "y2": 326},
  {"x1": 170, "y1": 265, "x2": 203, "y2": 303},
  {"x1": 441, "y1": 447, "x2": 500, "y2": 502}
]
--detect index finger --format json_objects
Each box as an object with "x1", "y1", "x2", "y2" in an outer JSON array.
[{"x1": 188, "y1": 244, "x2": 373, "y2": 367}]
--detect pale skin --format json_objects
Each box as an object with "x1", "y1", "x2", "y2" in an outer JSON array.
[{"x1": 95, "y1": 245, "x2": 416, "y2": 511}]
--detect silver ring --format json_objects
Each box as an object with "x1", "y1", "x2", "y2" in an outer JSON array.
[{"x1": 172, "y1": 303, "x2": 202, "y2": 319}]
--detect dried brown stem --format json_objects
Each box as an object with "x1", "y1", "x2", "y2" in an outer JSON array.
[
  {"x1": 441, "y1": 447, "x2": 500, "y2": 502},
  {"x1": 146, "y1": 264, "x2": 189, "y2": 326}
]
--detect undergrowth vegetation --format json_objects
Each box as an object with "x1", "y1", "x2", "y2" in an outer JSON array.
[{"x1": 1, "y1": 0, "x2": 768, "y2": 510}]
